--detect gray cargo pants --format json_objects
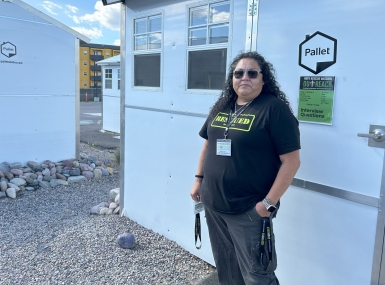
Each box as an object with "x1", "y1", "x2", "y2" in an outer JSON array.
[{"x1": 205, "y1": 206, "x2": 280, "y2": 285}]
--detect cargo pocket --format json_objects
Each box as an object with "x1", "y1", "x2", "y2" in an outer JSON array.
[{"x1": 250, "y1": 225, "x2": 277, "y2": 274}]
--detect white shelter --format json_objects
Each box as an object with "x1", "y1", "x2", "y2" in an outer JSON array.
[
  {"x1": 0, "y1": 0, "x2": 90, "y2": 164},
  {"x1": 97, "y1": 55, "x2": 121, "y2": 134},
  {"x1": 116, "y1": 1, "x2": 385, "y2": 284}
]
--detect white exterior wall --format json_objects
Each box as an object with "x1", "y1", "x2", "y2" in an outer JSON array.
[
  {"x1": 122, "y1": 0, "x2": 385, "y2": 284},
  {"x1": 102, "y1": 66, "x2": 120, "y2": 133},
  {"x1": 0, "y1": 1, "x2": 80, "y2": 164}
]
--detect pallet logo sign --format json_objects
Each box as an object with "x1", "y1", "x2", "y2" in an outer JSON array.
[
  {"x1": 1, "y1": 41, "x2": 22, "y2": 65},
  {"x1": 297, "y1": 31, "x2": 337, "y2": 124}
]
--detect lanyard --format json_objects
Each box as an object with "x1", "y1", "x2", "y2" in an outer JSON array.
[
  {"x1": 195, "y1": 213, "x2": 202, "y2": 249},
  {"x1": 224, "y1": 100, "x2": 254, "y2": 139},
  {"x1": 260, "y1": 217, "x2": 272, "y2": 269}
]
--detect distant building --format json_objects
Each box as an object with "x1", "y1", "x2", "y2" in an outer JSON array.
[
  {"x1": 96, "y1": 55, "x2": 121, "y2": 133},
  {"x1": 79, "y1": 40, "x2": 120, "y2": 100}
]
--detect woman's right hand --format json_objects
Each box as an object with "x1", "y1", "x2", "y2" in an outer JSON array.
[{"x1": 190, "y1": 179, "x2": 202, "y2": 202}]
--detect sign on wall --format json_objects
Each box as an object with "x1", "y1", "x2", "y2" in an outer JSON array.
[
  {"x1": 1, "y1": 41, "x2": 22, "y2": 65},
  {"x1": 299, "y1": 31, "x2": 337, "y2": 74},
  {"x1": 297, "y1": 76, "x2": 335, "y2": 124}
]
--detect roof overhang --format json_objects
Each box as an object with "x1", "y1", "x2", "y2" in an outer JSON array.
[{"x1": 6, "y1": 0, "x2": 91, "y2": 43}]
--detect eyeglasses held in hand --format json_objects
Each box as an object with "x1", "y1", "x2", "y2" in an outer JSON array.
[{"x1": 233, "y1": 70, "x2": 262, "y2": 79}]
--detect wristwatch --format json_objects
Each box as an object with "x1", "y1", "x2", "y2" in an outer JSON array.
[{"x1": 263, "y1": 198, "x2": 277, "y2": 213}]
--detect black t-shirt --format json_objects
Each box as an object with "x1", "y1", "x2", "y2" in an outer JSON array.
[{"x1": 199, "y1": 93, "x2": 301, "y2": 214}]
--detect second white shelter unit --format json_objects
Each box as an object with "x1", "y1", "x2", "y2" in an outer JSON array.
[
  {"x1": 0, "y1": 0, "x2": 90, "y2": 164},
  {"x1": 97, "y1": 55, "x2": 121, "y2": 134},
  {"x1": 116, "y1": 0, "x2": 385, "y2": 284}
]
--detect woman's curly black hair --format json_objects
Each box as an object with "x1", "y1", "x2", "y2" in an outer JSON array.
[{"x1": 209, "y1": 51, "x2": 292, "y2": 118}]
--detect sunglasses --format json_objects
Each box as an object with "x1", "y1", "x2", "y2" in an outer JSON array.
[{"x1": 233, "y1": 70, "x2": 262, "y2": 79}]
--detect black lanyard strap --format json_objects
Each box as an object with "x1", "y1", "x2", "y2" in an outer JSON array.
[
  {"x1": 260, "y1": 217, "x2": 272, "y2": 269},
  {"x1": 224, "y1": 100, "x2": 254, "y2": 139},
  {"x1": 195, "y1": 213, "x2": 202, "y2": 249}
]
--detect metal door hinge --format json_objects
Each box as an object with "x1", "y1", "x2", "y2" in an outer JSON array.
[{"x1": 248, "y1": 2, "x2": 258, "y2": 16}]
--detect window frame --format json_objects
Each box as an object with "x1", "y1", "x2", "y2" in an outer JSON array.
[
  {"x1": 105, "y1": 68, "x2": 113, "y2": 89},
  {"x1": 132, "y1": 11, "x2": 164, "y2": 91},
  {"x1": 185, "y1": 0, "x2": 232, "y2": 94},
  {"x1": 118, "y1": 69, "x2": 121, "y2": 90}
]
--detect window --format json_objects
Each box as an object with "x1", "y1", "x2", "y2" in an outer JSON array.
[
  {"x1": 105, "y1": 69, "x2": 112, "y2": 89},
  {"x1": 83, "y1": 50, "x2": 87, "y2": 55},
  {"x1": 118, "y1": 69, "x2": 121, "y2": 90},
  {"x1": 84, "y1": 72, "x2": 87, "y2": 76},
  {"x1": 133, "y1": 14, "x2": 162, "y2": 88},
  {"x1": 83, "y1": 61, "x2": 87, "y2": 66},
  {"x1": 83, "y1": 82, "x2": 88, "y2": 87},
  {"x1": 187, "y1": 1, "x2": 230, "y2": 90},
  {"x1": 106, "y1": 52, "x2": 110, "y2": 56}
]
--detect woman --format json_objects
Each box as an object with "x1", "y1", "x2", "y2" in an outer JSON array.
[{"x1": 190, "y1": 51, "x2": 301, "y2": 285}]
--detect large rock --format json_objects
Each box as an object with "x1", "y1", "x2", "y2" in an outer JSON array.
[
  {"x1": 0, "y1": 192, "x2": 6, "y2": 199},
  {"x1": 110, "y1": 188, "x2": 120, "y2": 201},
  {"x1": 69, "y1": 169, "x2": 81, "y2": 176},
  {"x1": 27, "y1": 161, "x2": 43, "y2": 172},
  {"x1": 10, "y1": 178, "x2": 26, "y2": 187},
  {"x1": 0, "y1": 170, "x2": 4, "y2": 178},
  {"x1": 116, "y1": 233, "x2": 135, "y2": 249},
  {"x1": 7, "y1": 183, "x2": 20, "y2": 192},
  {"x1": 50, "y1": 179, "x2": 59, "y2": 188},
  {"x1": 107, "y1": 167, "x2": 114, "y2": 175},
  {"x1": 0, "y1": 162, "x2": 10, "y2": 173},
  {"x1": 42, "y1": 168, "x2": 50, "y2": 176},
  {"x1": 43, "y1": 175, "x2": 53, "y2": 182},
  {"x1": 67, "y1": 176, "x2": 86, "y2": 183},
  {"x1": 4, "y1": 172, "x2": 14, "y2": 180},
  {"x1": 56, "y1": 179, "x2": 69, "y2": 186},
  {"x1": 0, "y1": 181, "x2": 7, "y2": 192},
  {"x1": 93, "y1": 169, "x2": 102, "y2": 180},
  {"x1": 90, "y1": 202, "x2": 108, "y2": 214},
  {"x1": 6, "y1": 188, "x2": 16, "y2": 199},
  {"x1": 10, "y1": 169, "x2": 23, "y2": 176},
  {"x1": 109, "y1": 202, "x2": 118, "y2": 209},
  {"x1": 9, "y1": 162, "x2": 22, "y2": 169},
  {"x1": 56, "y1": 173, "x2": 67, "y2": 180},
  {"x1": 38, "y1": 181, "x2": 49, "y2": 188},
  {"x1": 82, "y1": 171, "x2": 94, "y2": 179}
]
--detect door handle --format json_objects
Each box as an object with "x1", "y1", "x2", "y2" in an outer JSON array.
[{"x1": 357, "y1": 129, "x2": 385, "y2": 142}]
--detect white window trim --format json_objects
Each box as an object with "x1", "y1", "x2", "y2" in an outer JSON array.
[
  {"x1": 184, "y1": 0, "x2": 233, "y2": 94},
  {"x1": 118, "y1": 69, "x2": 121, "y2": 90},
  {"x1": 105, "y1": 68, "x2": 113, "y2": 89},
  {"x1": 132, "y1": 10, "x2": 164, "y2": 92}
]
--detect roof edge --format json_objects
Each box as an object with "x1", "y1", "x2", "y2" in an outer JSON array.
[{"x1": 10, "y1": 0, "x2": 91, "y2": 43}]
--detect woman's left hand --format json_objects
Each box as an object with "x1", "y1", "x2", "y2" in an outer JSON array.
[{"x1": 255, "y1": 201, "x2": 270, "y2": 217}]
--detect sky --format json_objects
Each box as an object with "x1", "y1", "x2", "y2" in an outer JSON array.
[{"x1": 22, "y1": 0, "x2": 121, "y2": 45}]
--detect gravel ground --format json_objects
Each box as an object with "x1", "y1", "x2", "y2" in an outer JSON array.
[{"x1": 0, "y1": 143, "x2": 214, "y2": 285}]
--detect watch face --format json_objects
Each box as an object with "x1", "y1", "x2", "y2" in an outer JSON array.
[{"x1": 267, "y1": 205, "x2": 276, "y2": 213}]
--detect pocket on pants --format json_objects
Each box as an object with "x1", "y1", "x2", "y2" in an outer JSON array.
[{"x1": 250, "y1": 228, "x2": 277, "y2": 274}]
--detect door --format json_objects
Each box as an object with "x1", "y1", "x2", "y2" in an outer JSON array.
[{"x1": 254, "y1": 0, "x2": 385, "y2": 284}]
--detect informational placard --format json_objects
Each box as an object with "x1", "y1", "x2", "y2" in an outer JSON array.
[{"x1": 297, "y1": 76, "x2": 335, "y2": 124}]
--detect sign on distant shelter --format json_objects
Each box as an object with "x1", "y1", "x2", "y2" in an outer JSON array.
[
  {"x1": 299, "y1": 31, "x2": 337, "y2": 74},
  {"x1": 298, "y1": 76, "x2": 335, "y2": 124}
]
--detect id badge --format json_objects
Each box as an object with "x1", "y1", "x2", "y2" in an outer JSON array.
[
  {"x1": 216, "y1": 139, "x2": 231, "y2": 156},
  {"x1": 194, "y1": 202, "x2": 204, "y2": 214}
]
